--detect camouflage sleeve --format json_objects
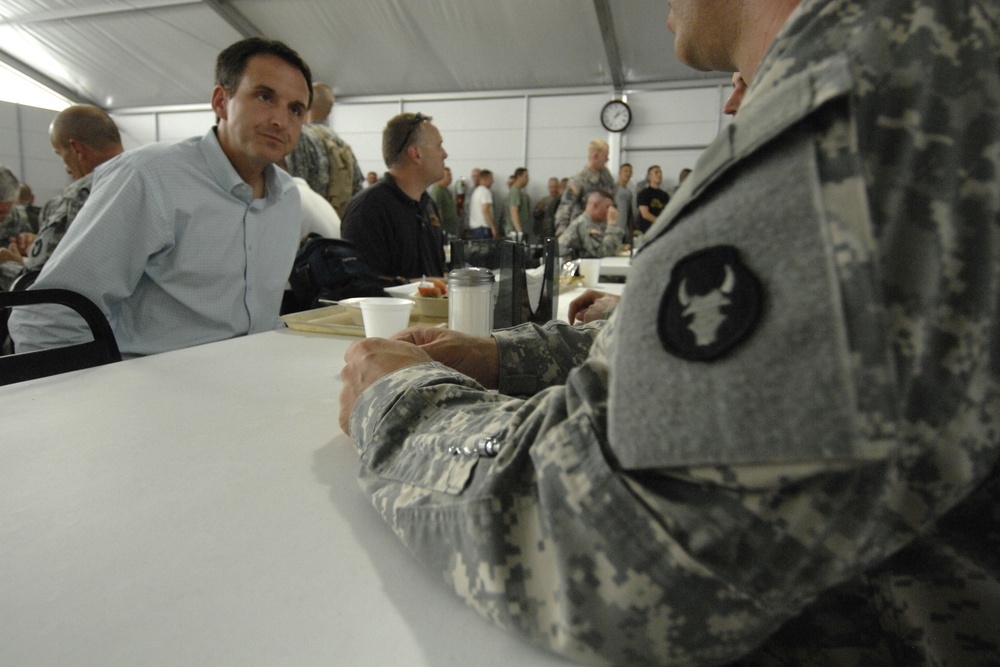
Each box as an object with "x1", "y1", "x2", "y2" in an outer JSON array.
[
  {"x1": 553, "y1": 179, "x2": 581, "y2": 236},
  {"x1": 0, "y1": 206, "x2": 32, "y2": 239},
  {"x1": 556, "y1": 218, "x2": 578, "y2": 257},
  {"x1": 26, "y1": 184, "x2": 91, "y2": 270},
  {"x1": 349, "y1": 321, "x2": 995, "y2": 667},
  {"x1": 348, "y1": 325, "x2": 879, "y2": 665},
  {"x1": 493, "y1": 319, "x2": 604, "y2": 396},
  {"x1": 599, "y1": 223, "x2": 626, "y2": 256},
  {"x1": 286, "y1": 126, "x2": 328, "y2": 196},
  {"x1": 0, "y1": 261, "x2": 22, "y2": 292}
]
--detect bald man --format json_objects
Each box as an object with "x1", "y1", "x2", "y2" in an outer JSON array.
[{"x1": 0, "y1": 104, "x2": 123, "y2": 290}]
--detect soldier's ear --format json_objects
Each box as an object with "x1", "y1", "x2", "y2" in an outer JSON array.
[
  {"x1": 67, "y1": 139, "x2": 88, "y2": 163},
  {"x1": 406, "y1": 143, "x2": 422, "y2": 163}
]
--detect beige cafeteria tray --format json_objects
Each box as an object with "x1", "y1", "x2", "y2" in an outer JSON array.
[{"x1": 281, "y1": 305, "x2": 445, "y2": 337}]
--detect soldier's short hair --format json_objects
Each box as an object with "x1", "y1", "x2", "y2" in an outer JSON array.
[
  {"x1": 51, "y1": 105, "x2": 122, "y2": 152},
  {"x1": 383, "y1": 112, "x2": 432, "y2": 168},
  {"x1": 589, "y1": 188, "x2": 614, "y2": 203},
  {"x1": 588, "y1": 139, "x2": 610, "y2": 155}
]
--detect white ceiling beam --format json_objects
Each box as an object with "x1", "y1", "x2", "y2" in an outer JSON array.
[
  {"x1": 592, "y1": 0, "x2": 625, "y2": 93},
  {"x1": 201, "y1": 0, "x2": 264, "y2": 39},
  {"x1": 0, "y1": 49, "x2": 97, "y2": 106},
  {"x1": 0, "y1": 0, "x2": 201, "y2": 25}
]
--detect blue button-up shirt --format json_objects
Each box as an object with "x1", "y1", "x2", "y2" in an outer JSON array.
[{"x1": 9, "y1": 129, "x2": 301, "y2": 357}]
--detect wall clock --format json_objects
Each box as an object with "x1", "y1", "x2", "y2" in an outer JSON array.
[{"x1": 600, "y1": 99, "x2": 632, "y2": 132}]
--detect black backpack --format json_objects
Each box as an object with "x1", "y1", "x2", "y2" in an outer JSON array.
[{"x1": 287, "y1": 236, "x2": 398, "y2": 310}]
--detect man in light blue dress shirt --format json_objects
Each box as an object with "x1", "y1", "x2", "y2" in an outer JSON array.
[{"x1": 9, "y1": 38, "x2": 313, "y2": 357}]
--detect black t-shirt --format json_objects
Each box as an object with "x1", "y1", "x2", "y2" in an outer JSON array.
[
  {"x1": 341, "y1": 172, "x2": 447, "y2": 279},
  {"x1": 636, "y1": 187, "x2": 671, "y2": 233}
]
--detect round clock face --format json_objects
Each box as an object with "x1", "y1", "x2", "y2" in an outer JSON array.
[{"x1": 601, "y1": 100, "x2": 632, "y2": 132}]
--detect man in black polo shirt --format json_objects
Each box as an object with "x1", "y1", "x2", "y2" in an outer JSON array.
[{"x1": 341, "y1": 112, "x2": 448, "y2": 279}]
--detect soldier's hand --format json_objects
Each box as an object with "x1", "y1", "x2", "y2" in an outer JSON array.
[
  {"x1": 14, "y1": 232, "x2": 35, "y2": 255},
  {"x1": 339, "y1": 338, "x2": 432, "y2": 434},
  {"x1": 393, "y1": 326, "x2": 500, "y2": 390},
  {"x1": 568, "y1": 290, "x2": 620, "y2": 324},
  {"x1": 0, "y1": 242, "x2": 24, "y2": 265}
]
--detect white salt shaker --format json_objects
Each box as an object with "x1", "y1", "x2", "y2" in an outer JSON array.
[{"x1": 448, "y1": 267, "x2": 494, "y2": 336}]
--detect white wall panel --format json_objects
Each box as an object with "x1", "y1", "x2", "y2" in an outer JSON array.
[
  {"x1": 0, "y1": 102, "x2": 63, "y2": 205},
  {"x1": 333, "y1": 101, "x2": 402, "y2": 177},
  {"x1": 156, "y1": 111, "x2": 215, "y2": 144},
  {"x1": 623, "y1": 87, "x2": 725, "y2": 149},
  {"x1": 0, "y1": 104, "x2": 20, "y2": 158},
  {"x1": 406, "y1": 97, "x2": 527, "y2": 197},
  {"x1": 0, "y1": 104, "x2": 20, "y2": 182},
  {"x1": 18, "y1": 105, "x2": 64, "y2": 206},
  {"x1": 111, "y1": 113, "x2": 158, "y2": 150}
]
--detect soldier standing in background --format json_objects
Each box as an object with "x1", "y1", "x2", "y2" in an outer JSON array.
[
  {"x1": 286, "y1": 82, "x2": 362, "y2": 218},
  {"x1": 553, "y1": 139, "x2": 616, "y2": 237}
]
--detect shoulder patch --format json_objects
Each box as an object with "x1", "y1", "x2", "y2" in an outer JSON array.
[{"x1": 657, "y1": 245, "x2": 763, "y2": 361}]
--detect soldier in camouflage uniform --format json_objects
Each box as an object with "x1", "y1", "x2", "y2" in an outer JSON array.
[
  {"x1": 339, "y1": 0, "x2": 1000, "y2": 664},
  {"x1": 284, "y1": 123, "x2": 330, "y2": 199},
  {"x1": 554, "y1": 139, "x2": 616, "y2": 237},
  {"x1": 0, "y1": 166, "x2": 24, "y2": 244},
  {"x1": 0, "y1": 105, "x2": 122, "y2": 292},
  {"x1": 558, "y1": 189, "x2": 625, "y2": 259},
  {"x1": 285, "y1": 82, "x2": 363, "y2": 218}
]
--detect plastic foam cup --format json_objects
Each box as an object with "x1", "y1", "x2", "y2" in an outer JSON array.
[
  {"x1": 579, "y1": 258, "x2": 602, "y2": 288},
  {"x1": 358, "y1": 297, "x2": 414, "y2": 338}
]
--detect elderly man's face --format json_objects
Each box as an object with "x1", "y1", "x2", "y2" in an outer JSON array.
[
  {"x1": 0, "y1": 200, "x2": 13, "y2": 223},
  {"x1": 52, "y1": 139, "x2": 88, "y2": 180}
]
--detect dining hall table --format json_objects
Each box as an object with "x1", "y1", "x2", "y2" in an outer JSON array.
[
  {"x1": 0, "y1": 330, "x2": 577, "y2": 666},
  {"x1": 0, "y1": 282, "x2": 629, "y2": 666}
]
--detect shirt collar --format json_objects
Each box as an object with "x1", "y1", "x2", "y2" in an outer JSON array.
[
  {"x1": 201, "y1": 128, "x2": 292, "y2": 204},
  {"x1": 382, "y1": 172, "x2": 425, "y2": 207}
]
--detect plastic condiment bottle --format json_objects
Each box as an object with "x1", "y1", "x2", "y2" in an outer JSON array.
[{"x1": 448, "y1": 267, "x2": 494, "y2": 336}]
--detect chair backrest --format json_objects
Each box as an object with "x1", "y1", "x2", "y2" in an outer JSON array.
[
  {"x1": 450, "y1": 237, "x2": 558, "y2": 329},
  {"x1": 0, "y1": 288, "x2": 122, "y2": 386}
]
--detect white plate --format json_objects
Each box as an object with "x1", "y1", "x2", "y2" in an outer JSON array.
[{"x1": 384, "y1": 283, "x2": 419, "y2": 298}]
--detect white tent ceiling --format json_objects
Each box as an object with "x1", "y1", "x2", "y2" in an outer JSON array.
[{"x1": 0, "y1": 0, "x2": 719, "y2": 111}]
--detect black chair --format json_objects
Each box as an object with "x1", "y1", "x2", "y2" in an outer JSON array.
[
  {"x1": 450, "y1": 237, "x2": 558, "y2": 329},
  {"x1": 0, "y1": 288, "x2": 122, "y2": 386}
]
